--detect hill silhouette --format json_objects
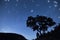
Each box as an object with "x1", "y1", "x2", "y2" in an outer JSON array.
[{"x1": 0, "y1": 33, "x2": 27, "y2": 40}]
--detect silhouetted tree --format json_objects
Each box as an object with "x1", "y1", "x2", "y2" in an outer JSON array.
[{"x1": 26, "y1": 15, "x2": 56, "y2": 40}]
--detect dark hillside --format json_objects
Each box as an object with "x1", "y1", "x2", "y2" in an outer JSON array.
[{"x1": 0, "y1": 33, "x2": 27, "y2": 40}]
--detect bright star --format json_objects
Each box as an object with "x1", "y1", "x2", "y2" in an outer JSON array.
[
  {"x1": 48, "y1": 0, "x2": 50, "y2": 3},
  {"x1": 53, "y1": 1, "x2": 58, "y2": 4},
  {"x1": 54, "y1": 4, "x2": 58, "y2": 7},
  {"x1": 30, "y1": 10, "x2": 34, "y2": 13}
]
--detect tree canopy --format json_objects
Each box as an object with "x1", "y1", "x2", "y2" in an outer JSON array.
[{"x1": 26, "y1": 15, "x2": 56, "y2": 40}]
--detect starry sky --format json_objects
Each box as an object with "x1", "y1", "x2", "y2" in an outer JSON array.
[{"x1": 0, "y1": 0, "x2": 60, "y2": 40}]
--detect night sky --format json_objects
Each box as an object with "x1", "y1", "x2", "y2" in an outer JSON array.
[{"x1": 0, "y1": 0, "x2": 60, "y2": 40}]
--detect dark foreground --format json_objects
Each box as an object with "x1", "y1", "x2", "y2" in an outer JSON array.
[
  {"x1": 0, "y1": 33, "x2": 27, "y2": 40},
  {"x1": 35, "y1": 24, "x2": 60, "y2": 40}
]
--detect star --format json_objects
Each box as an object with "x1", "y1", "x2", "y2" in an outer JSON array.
[
  {"x1": 36, "y1": 4, "x2": 40, "y2": 7},
  {"x1": 4, "y1": 0, "x2": 10, "y2": 2},
  {"x1": 5, "y1": 6, "x2": 8, "y2": 8},
  {"x1": 48, "y1": 0, "x2": 50, "y2": 3},
  {"x1": 16, "y1": 0, "x2": 19, "y2": 2},
  {"x1": 53, "y1": 1, "x2": 58, "y2": 4},
  {"x1": 15, "y1": 3, "x2": 18, "y2": 7},
  {"x1": 31, "y1": 0, "x2": 35, "y2": 2},
  {"x1": 49, "y1": 6, "x2": 52, "y2": 8},
  {"x1": 30, "y1": 9, "x2": 34, "y2": 13},
  {"x1": 23, "y1": 4, "x2": 27, "y2": 8},
  {"x1": 54, "y1": 4, "x2": 58, "y2": 7},
  {"x1": 58, "y1": 16, "x2": 60, "y2": 18},
  {"x1": 59, "y1": 8, "x2": 60, "y2": 10},
  {"x1": 8, "y1": 10, "x2": 10, "y2": 14}
]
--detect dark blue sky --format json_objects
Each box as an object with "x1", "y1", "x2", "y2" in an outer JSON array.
[{"x1": 0, "y1": 0, "x2": 60, "y2": 40}]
